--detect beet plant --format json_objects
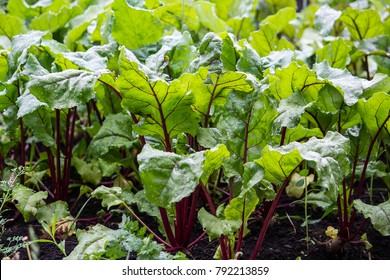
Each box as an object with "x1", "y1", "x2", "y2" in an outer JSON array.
[{"x1": 0, "y1": 0, "x2": 389, "y2": 260}]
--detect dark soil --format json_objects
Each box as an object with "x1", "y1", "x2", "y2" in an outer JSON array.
[{"x1": 1, "y1": 188, "x2": 390, "y2": 260}]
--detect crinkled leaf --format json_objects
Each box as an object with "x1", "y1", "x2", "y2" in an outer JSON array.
[
  {"x1": 112, "y1": 0, "x2": 164, "y2": 49},
  {"x1": 138, "y1": 144, "x2": 204, "y2": 208},
  {"x1": 65, "y1": 224, "x2": 116, "y2": 260},
  {"x1": 92, "y1": 186, "x2": 125, "y2": 209},
  {"x1": 59, "y1": 42, "x2": 118, "y2": 71},
  {"x1": 340, "y1": 8, "x2": 384, "y2": 40},
  {"x1": 197, "y1": 127, "x2": 223, "y2": 149},
  {"x1": 274, "y1": 91, "x2": 313, "y2": 128},
  {"x1": 198, "y1": 208, "x2": 242, "y2": 241},
  {"x1": 224, "y1": 188, "x2": 259, "y2": 223},
  {"x1": 27, "y1": 70, "x2": 99, "y2": 109},
  {"x1": 12, "y1": 185, "x2": 48, "y2": 222},
  {"x1": 357, "y1": 92, "x2": 390, "y2": 139},
  {"x1": 354, "y1": 199, "x2": 390, "y2": 236},
  {"x1": 314, "y1": 5, "x2": 342, "y2": 36},
  {"x1": 315, "y1": 61, "x2": 363, "y2": 106},
  {"x1": 362, "y1": 74, "x2": 390, "y2": 100},
  {"x1": 88, "y1": 112, "x2": 136, "y2": 157}
]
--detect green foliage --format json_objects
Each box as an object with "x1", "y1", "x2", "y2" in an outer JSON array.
[{"x1": 0, "y1": 0, "x2": 389, "y2": 260}]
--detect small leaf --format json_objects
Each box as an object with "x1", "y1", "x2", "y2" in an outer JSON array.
[
  {"x1": 201, "y1": 144, "x2": 230, "y2": 183},
  {"x1": 325, "y1": 226, "x2": 339, "y2": 239},
  {"x1": 92, "y1": 186, "x2": 125, "y2": 209},
  {"x1": 198, "y1": 208, "x2": 242, "y2": 241},
  {"x1": 36, "y1": 201, "x2": 69, "y2": 226},
  {"x1": 12, "y1": 185, "x2": 48, "y2": 221}
]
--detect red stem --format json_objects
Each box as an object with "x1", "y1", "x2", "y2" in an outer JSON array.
[{"x1": 250, "y1": 167, "x2": 299, "y2": 260}]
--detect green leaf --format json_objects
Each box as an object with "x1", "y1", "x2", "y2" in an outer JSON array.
[
  {"x1": 201, "y1": 144, "x2": 230, "y2": 183},
  {"x1": 357, "y1": 92, "x2": 390, "y2": 139},
  {"x1": 267, "y1": 62, "x2": 323, "y2": 101},
  {"x1": 112, "y1": 0, "x2": 164, "y2": 49},
  {"x1": 36, "y1": 201, "x2": 69, "y2": 226},
  {"x1": 88, "y1": 112, "x2": 136, "y2": 157},
  {"x1": 237, "y1": 43, "x2": 263, "y2": 79},
  {"x1": 224, "y1": 188, "x2": 259, "y2": 223},
  {"x1": 255, "y1": 146, "x2": 303, "y2": 185},
  {"x1": 185, "y1": 68, "x2": 252, "y2": 125},
  {"x1": 354, "y1": 199, "x2": 390, "y2": 236},
  {"x1": 256, "y1": 132, "x2": 350, "y2": 194},
  {"x1": 73, "y1": 157, "x2": 102, "y2": 185},
  {"x1": 12, "y1": 185, "x2": 48, "y2": 221},
  {"x1": 138, "y1": 144, "x2": 205, "y2": 208},
  {"x1": 218, "y1": 89, "x2": 277, "y2": 163},
  {"x1": 315, "y1": 61, "x2": 363, "y2": 106},
  {"x1": 30, "y1": 5, "x2": 83, "y2": 33},
  {"x1": 340, "y1": 8, "x2": 384, "y2": 40},
  {"x1": 198, "y1": 208, "x2": 242, "y2": 241},
  {"x1": 274, "y1": 91, "x2": 313, "y2": 128},
  {"x1": 58, "y1": 42, "x2": 118, "y2": 71},
  {"x1": 197, "y1": 127, "x2": 223, "y2": 149},
  {"x1": 118, "y1": 48, "x2": 198, "y2": 141},
  {"x1": 23, "y1": 107, "x2": 54, "y2": 147},
  {"x1": 317, "y1": 83, "x2": 344, "y2": 114},
  {"x1": 0, "y1": 13, "x2": 28, "y2": 39},
  {"x1": 284, "y1": 125, "x2": 323, "y2": 143},
  {"x1": 193, "y1": 1, "x2": 228, "y2": 33},
  {"x1": 249, "y1": 23, "x2": 278, "y2": 57},
  {"x1": 27, "y1": 70, "x2": 99, "y2": 109},
  {"x1": 242, "y1": 162, "x2": 264, "y2": 194},
  {"x1": 316, "y1": 38, "x2": 352, "y2": 69},
  {"x1": 155, "y1": 3, "x2": 200, "y2": 31},
  {"x1": 65, "y1": 224, "x2": 116, "y2": 260},
  {"x1": 362, "y1": 74, "x2": 390, "y2": 99},
  {"x1": 314, "y1": 5, "x2": 342, "y2": 36},
  {"x1": 92, "y1": 186, "x2": 125, "y2": 209},
  {"x1": 145, "y1": 31, "x2": 197, "y2": 79},
  {"x1": 261, "y1": 7, "x2": 296, "y2": 35}
]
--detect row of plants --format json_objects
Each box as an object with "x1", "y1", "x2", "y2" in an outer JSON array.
[{"x1": 0, "y1": 0, "x2": 389, "y2": 260}]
